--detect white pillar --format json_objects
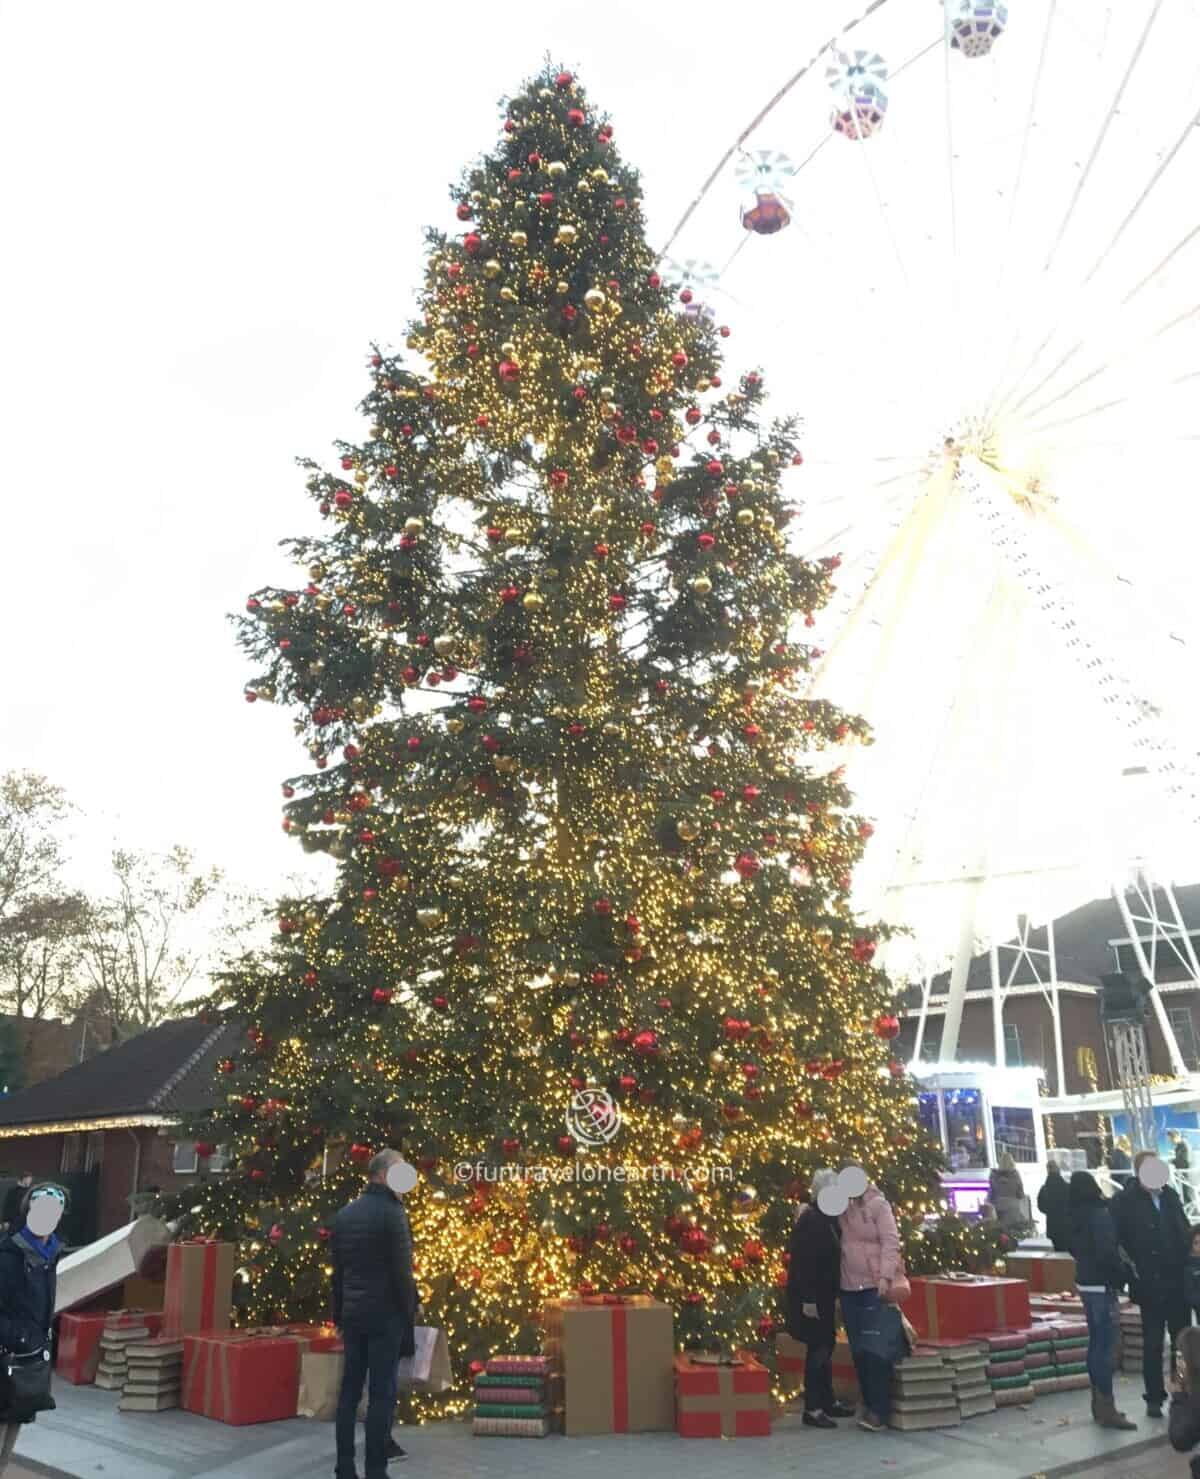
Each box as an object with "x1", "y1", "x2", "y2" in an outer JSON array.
[
  {"x1": 942, "y1": 879, "x2": 983, "y2": 1063},
  {"x1": 1113, "y1": 880, "x2": 1189, "y2": 1078}
]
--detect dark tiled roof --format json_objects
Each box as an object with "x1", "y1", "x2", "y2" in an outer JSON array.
[{"x1": 0, "y1": 1018, "x2": 240, "y2": 1127}]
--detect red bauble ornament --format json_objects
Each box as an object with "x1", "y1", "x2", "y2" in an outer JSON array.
[
  {"x1": 874, "y1": 1013, "x2": 901, "y2": 1040},
  {"x1": 567, "y1": 108, "x2": 585, "y2": 127},
  {"x1": 372, "y1": 987, "x2": 394, "y2": 1005},
  {"x1": 349, "y1": 1143, "x2": 372, "y2": 1165},
  {"x1": 463, "y1": 233, "x2": 482, "y2": 256},
  {"x1": 593, "y1": 897, "x2": 613, "y2": 916},
  {"x1": 432, "y1": 995, "x2": 449, "y2": 1012},
  {"x1": 456, "y1": 203, "x2": 473, "y2": 221},
  {"x1": 618, "y1": 1233, "x2": 638, "y2": 1254},
  {"x1": 218, "y1": 1058, "x2": 236, "y2": 1075},
  {"x1": 671, "y1": 351, "x2": 688, "y2": 369},
  {"x1": 317, "y1": 1225, "x2": 332, "y2": 1242},
  {"x1": 556, "y1": 1135, "x2": 575, "y2": 1155},
  {"x1": 555, "y1": 70, "x2": 574, "y2": 88},
  {"x1": 501, "y1": 1136, "x2": 521, "y2": 1156},
  {"x1": 733, "y1": 851, "x2": 760, "y2": 880},
  {"x1": 609, "y1": 593, "x2": 627, "y2": 612},
  {"x1": 498, "y1": 360, "x2": 521, "y2": 383},
  {"x1": 705, "y1": 459, "x2": 723, "y2": 476},
  {"x1": 334, "y1": 490, "x2": 353, "y2": 509},
  {"x1": 249, "y1": 1168, "x2": 267, "y2": 1183},
  {"x1": 268, "y1": 1223, "x2": 284, "y2": 1245},
  {"x1": 194, "y1": 1141, "x2": 215, "y2": 1159},
  {"x1": 853, "y1": 938, "x2": 877, "y2": 964},
  {"x1": 681, "y1": 1226, "x2": 710, "y2": 1256},
  {"x1": 632, "y1": 1029, "x2": 659, "y2": 1057},
  {"x1": 742, "y1": 723, "x2": 761, "y2": 742},
  {"x1": 618, "y1": 1073, "x2": 638, "y2": 1093},
  {"x1": 889, "y1": 1059, "x2": 905, "y2": 1079}
]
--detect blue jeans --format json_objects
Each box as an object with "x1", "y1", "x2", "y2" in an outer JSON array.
[
  {"x1": 1080, "y1": 1290, "x2": 1118, "y2": 1398},
  {"x1": 840, "y1": 1288, "x2": 893, "y2": 1420},
  {"x1": 336, "y1": 1319, "x2": 405, "y2": 1479}
]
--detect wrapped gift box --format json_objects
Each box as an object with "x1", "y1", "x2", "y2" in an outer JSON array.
[
  {"x1": 163, "y1": 1240, "x2": 235, "y2": 1338},
  {"x1": 55, "y1": 1217, "x2": 169, "y2": 1315},
  {"x1": 903, "y1": 1276, "x2": 1030, "y2": 1340},
  {"x1": 542, "y1": 1295, "x2": 674, "y2": 1435},
  {"x1": 1005, "y1": 1253, "x2": 1076, "y2": 1295},
  {"x1": 57, "y1": 1312, "x2": 107, "y2": 1385},
  {"x1": 675, "y1": 1353, "x2": 771, "y2": 1438},
  {"x1": 122, "y1": 1274, "x2": 166, "y2": 1311},
  {"x1": 183, "y1": 1326, "x2": 329, "y2": 1425}
]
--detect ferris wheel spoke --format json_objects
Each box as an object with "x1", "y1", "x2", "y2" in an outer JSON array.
[{"x1": 1043, "y1": 0, "x2": 1168, "y2": 277}]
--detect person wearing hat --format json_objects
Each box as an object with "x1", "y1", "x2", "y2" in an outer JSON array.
[{"x1": 0, "y1": 1182, "x2": 66, "y2": 1472}]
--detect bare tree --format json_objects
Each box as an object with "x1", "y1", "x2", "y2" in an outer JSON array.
[
  {"x1": 0, "y1": 772, "x2": 81, "y2": 1019},
  {"x1": 74, "y1": 846, "x2": 223, "y2": 1037}
]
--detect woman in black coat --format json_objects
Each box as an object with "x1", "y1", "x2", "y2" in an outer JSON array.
[
  {"x1": 1068, "y1": 1172, "x2": 1135, "y2": 1432},
  {"x1": 786, "y1": 1169, "x2": 854, "y2": 1429},
  {"x1": 1038, "y1": 1161, "x2": 1071, "y2": 1252},
  {"x1": 0, "y1": 1183, "x2": 64, "y2": 1474}
]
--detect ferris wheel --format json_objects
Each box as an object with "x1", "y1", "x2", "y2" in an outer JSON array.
[{"x1": 661, "y1": 0, "x2": 1200, "y2": 1085}]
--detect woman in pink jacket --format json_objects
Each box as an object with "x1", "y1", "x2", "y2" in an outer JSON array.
[{"x1": 839, "y1": 1173, "x2": 902, "y2": 1431}]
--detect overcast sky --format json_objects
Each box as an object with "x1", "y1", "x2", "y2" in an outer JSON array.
[{"x1": 2, "y1": 1, "x2": 1197, "y2": 941}]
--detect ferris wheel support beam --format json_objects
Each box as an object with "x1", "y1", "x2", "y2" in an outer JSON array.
[{"x1": 1112, "y1": 874, "x2": 1190, "y2": 1081}]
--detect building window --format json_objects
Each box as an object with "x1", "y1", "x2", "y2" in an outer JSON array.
[
  {"x1": 60, "y1": 1133, "x2": 82, "y2": 1175},
  {"x1": 171, "y1": 1140, "x2": 199, "y2": 1175},
  {"x1": 84, "y1": 1132, "x2": 105, "y2": 1172},
  {"x1": 1004, "y1": 1023, "x2": 1023, "y2": 1067},
  {"x1": 208, "y1": 1144, "x2": 231, "y2": 1173},
  {"x1": 1168, "y1": 1007, "x2": 1200, "y2": 1070},
  {"x1": 919, "y1": 1022, "x2": 944, "y2": 1062}
]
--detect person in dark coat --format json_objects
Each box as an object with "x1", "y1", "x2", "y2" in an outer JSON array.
[
  {"x1": 1068, "y1": 1172, "x2": 1135, "y2": 1430},
  {"x1": 0, "y1": 1183, "x2": 65, "y2": 1474},
  {"x1": 786, "y1": 1169, "x2": 855, "y2": 1429},
  {"x1": 333, "y1": 1150, "x2": 418, "y2": 1479},
  {"x1": 1115, "y1": 1151, "x2": 1192, "y2": 1418},
  {"x1": 1175, "y1": 1139, "x2": 1194, "y2": 1211},
  {"x1": 1038, "y1": 1161, "x2": 1072, "y2": 1252},
  {"x1": 0, "y1": 1177, "x2": 32, "y2": 1237},
  {"x1": 1169, "y1": 1324, "x2": 1200, "y2": 1478}
]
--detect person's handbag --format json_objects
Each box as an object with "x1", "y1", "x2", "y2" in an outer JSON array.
[
  {"x1": 853, "y1": 1303, "x2": 910, "y2": 1363},
  {"x1": 396, "y1": 1326, "x2": 451, "y2": 1394},
  {"x1": 0, "y1": 1346, "x2": 55, "y2": 1422}
]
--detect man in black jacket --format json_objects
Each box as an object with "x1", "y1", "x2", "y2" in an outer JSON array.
[
  {"x1": 1115, "y1": 1151, "x2": 1191, "y2": 1418},
  {"x1": 333, "y1": 1150, "x2": 418, "y2": 1479}
]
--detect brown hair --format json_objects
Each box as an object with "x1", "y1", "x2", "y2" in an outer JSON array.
[{"x1": 1179, "y1": 1326, "x2": 1200, "y2": 1392}]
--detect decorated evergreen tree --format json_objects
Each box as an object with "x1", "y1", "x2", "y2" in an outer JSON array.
[{"x1": 180, "y1": 64, "x2": 942, "y2": 1379}]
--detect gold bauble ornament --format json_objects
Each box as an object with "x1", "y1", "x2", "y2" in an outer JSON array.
[
  {"x1": 736, "y1": 508, "x2": 755, "y2": 527},
  {"x1": 760, "y1": 514, "x2": 775, "y2": 530},
  {"x1": 671, "y1": 1112, "x2": 688, "y2": 1129},
  {"x1": 483, "y1": 259, "x2": 502, "y2": 280},
  {"x1": 406, "y1": 335, "x2": 420, "y2": 350},
  {"x1": 503, "y1": 527, "x2": 522, "y2": 545},
  {"x1": 602, "y1": 722, "x2": 621, "y2": 737},
  {"x1": 584, "y1": 287, "x2": 606, "y2": 310},
  {"x1": 447, "y1": 718, "x2": 465, "y2": 735},
  {"x1": 433, "y1": 634, "x2": 456, "y2": 657},
  {"x1": 522, "y1": 591, "x2": 544, "y2": 610},
  {"x1": 589, "y1": 502, "x2": 607, "y2": 521},
  {"x1": 547, "y1": 160, "x2": 567, "y2": 178},
  {"x1": 591, "y1": 167, "x2": 609, "y2": 184},
  {"x1": 308, "y1": 563, "x2": 325, "y2": 580},
  {"x1": 488, "y1": 196, "x2": 502, "y2": 209},
  {"x1": 509, "y1": 230, "x2": 528, "y2": 248},
  {"x1": 255, "y1": 686, "x2": 275, "y2": 702},
  {"x1": 556, "y1": 280, "x2": 570, "y2": 295},
  {"x1": 416, "y1": 907, "x2": 443, "y2": 928},
  {"x1": 495, "y1": 755, "x2": 518, "y2": 773},
  {"x1": 539, "y1": 1218, "x2": 556, "y2": 1235},
  {"x1": 501, "y1": 340, "x2": 517, "y2": 357},
  {"x1": 676, "y1": 817, "x2": 701, "y2": 842},
  {"x1": 599, "y1": 385, "x2": 615, "y2": 401},
  {"x1": 404, "y1": 517, "x2": 424, "y2": 535},
  {"x1": 709, "y1": 1050, "x2": 726, "y2": 1069},
  {"x1": 539, "y1": 86, "x2": 554, "y2": 99},
  {"x1": 691, "y1": 575, "x2": 713, "y2": 596}
]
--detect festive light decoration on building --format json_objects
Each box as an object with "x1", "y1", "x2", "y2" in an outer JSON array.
[{"x1": 173, "y1": 64, "x2": 942, "y2": 1397}]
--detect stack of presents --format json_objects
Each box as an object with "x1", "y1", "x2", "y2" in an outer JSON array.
[
  {"x1": 55, "y1": 1224, "x2": 1130, "y2": 1439},
  {"x1": 56, "y1": 1223, "x2": 337, "y2": 1426}
]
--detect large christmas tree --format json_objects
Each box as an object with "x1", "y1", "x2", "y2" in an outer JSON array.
[{"x1": 182, "y1": 64, "x2": 942, "y2": 1378}]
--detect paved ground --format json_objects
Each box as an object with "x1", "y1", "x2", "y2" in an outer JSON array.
[{"x1": 10, "y1": 1372, "x2": 1183, "y2": 1479}]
